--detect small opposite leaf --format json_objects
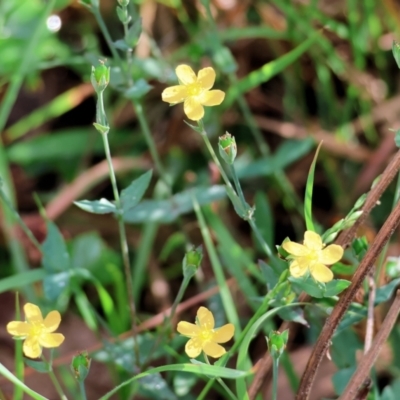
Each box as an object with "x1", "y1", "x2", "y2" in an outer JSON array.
[
  {"x1": 74, "y1": 199, "x2": 117, "y2": 215},
  {"x1": 121, "y1": 170, "x2": 152, "y2": 214},
  {"x1": 42, "y1": 221, "x2": 70, "y2": 272},
  {"x1": 324, "y1": 279, "x2": 351, "y2": 297}
]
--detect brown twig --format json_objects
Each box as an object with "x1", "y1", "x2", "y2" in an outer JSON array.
[
  {"x1": 339, "y1": 290, "x2": 400, "y2": 400},
  {"x1": 296, "y1": 199, "x2": 400, "y2": 399}
]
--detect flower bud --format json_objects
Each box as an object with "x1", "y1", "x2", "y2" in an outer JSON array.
[
  {"x1": 118, "y1": 0, "x2": 129, "y2": 6},
  {"x1": 267, "y1": 330, "x2": 289, "y2": 360},
  {"x1": 183, "y1": 246, "x2": 203, "y2": 278},
  {"x1": 91, "y1": 63, "x2": 110, "y2": 93},
  {"x1": 71, "y1": 351, "x2": 91, "y2": 382},
  {"x1": 218, "y1": 133, "x2": 237, "y2": 164}
]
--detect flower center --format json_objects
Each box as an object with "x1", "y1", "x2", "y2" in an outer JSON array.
[
  {"x1": 199, "y1": 328, "x2": 213, "y2": 342},
  {"x1": 29, "y1": 322, "x2": 44, "y2": 337},
  {"x1": 186, "y1": 83, "x2": 202, "y2": 97}
]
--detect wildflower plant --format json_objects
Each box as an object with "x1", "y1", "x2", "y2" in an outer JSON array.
[{"x1": 2, "y1": 1, "x2": 400, "y2": 400}]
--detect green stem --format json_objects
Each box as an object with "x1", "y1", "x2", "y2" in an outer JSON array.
[
  {"x1": 79, "y1": 381, "x2": 87, "y2": 400},
  {"x1": 197, "y1": 379, "x2": 215, "y2": 400},
  {"x1": 42, "y1": 354, "x2": 68, "y2": 400},
  {"x1": 99, "y1": 129, "x2": 140, "y2": 366},
  {"x1": 272, "y1": 358, "x2": 279, "y2": 400},
  {"x1": 200, "y1": 124, "x2": 273, "y2": 258},
  {"x1": 142, "y1": 273, "x2": 194, "y2": 366},
  {"x1": 0, "y1": 187, "x2": 42, "y2": 252},
  {"x1": 133, "y1": 100, "x2": 170, "y2": 190},
  {"x1": 204, "y1": 355, "x2": 239, "y2": 400},
  {"x1": 200, "y1": 129, "x2": 234, "y2": 191},
  {"x1": 91, "y1": 7, "x2": 124, "y2": 70},
  {"x1": 227, "y1": 280, "x2": 287, "y2": 358}
]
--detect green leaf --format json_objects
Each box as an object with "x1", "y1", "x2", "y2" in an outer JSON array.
[
  {"x1": 0, "y1": 269, "x2": 47, "y2": 294},
  {"x1": 236, "y1": 138, "x2": 314, "y2": 179},
  {"x1": 121, "y1": 170, "x2": 152, "y2": 214},
  {"x1": 324, "y1": 279, "x2": 351, "y2": 297},
  {"x1": 71, "y1": 232, "x2": 106, "y2": 270},
  {"x1": 332, "y1": 366, "x2": 357, "y2": 395},
  {"x1": 124, "y1": 79, "x2": 152, "y2": 100},
  {"x1": 42, "y1": 221, "x2": 70, "y2": 272},
  {"x1": 253, "y1": 192, "x2": 274, "y2": 249},
  {"x1": 304, "y1": 141, "x2": 322, "y2": 232},
  {"x1": 374, "y1": 278, "x2": 400, "y2": 304},
  {"x1": 126, "y1": 18, "x2": 142, "y2": 48},
  {"x1": 138, "y1": 373, "x2": 177, "y2": 400},
  {"x1": 259, "y1": 260, "x2": 279, "y2": 290},
  {"x1": 74, "y1": 199, "x2": 117, "y2": 215},
  {"x1": 288, "y1": 275, "x2": 325, "y2": 298},
  {"x1": 23, "y1": 358, "x2": 50, "y2": 373},
  {"x1": 123, "y1": 185, "x2": 226, "y2": 224},
  {"x1": 43, "y1": 272, "x2": 70, "y2": 301}
]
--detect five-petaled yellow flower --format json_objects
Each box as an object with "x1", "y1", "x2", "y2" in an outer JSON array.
[
  {"x1": 177, "y1": 306, "x2": 234, "y2": 359},
  {"x1": 161, "y1": 65, "x2": 225, "y2": 121},
  {"x1": 282, "y1": 230, "x2": 343, "y2": 283},
  {"x1": 7, "y1": 303, "x2": 65, "y2": 359}
]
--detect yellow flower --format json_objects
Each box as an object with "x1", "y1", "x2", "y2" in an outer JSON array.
[
  {"x1": 161, "y1": 65, "x2": 225, "y2": 121},
  {"x1": 177, "y1": 306, "x2": 234, "y2": 359},
  {"x1": 282, "y1": 230, "x2": 343, "y2": 283},
  {"x1": 7, "y1": 303, "x2": 65, "y2": 359}
]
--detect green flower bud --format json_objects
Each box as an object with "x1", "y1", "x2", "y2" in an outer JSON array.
[
  {"x1": 218, "y1": 133, "x2": 237, "y2": 165},
  {"x1": 266, "y1": 330, "x2": 289, "y2": 360},
  {"x1": 183, "y1": 246, "x2": 203, "y2": 278},
  {"x1": 91, "y1": 63, "x2": 110, "y2": 93},
  {"x1": 393, "y1": 41, "x2": 400, "y2": 69},
  {"x1": 118, "y1": 0, "x2": 129, "y2": 6},
  {"x1": 71, "y1": 351, "x2": 91, "y2": 382}
]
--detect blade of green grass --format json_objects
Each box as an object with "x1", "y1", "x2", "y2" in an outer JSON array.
[
  {"x1": 304, "y1": 142, "x2": 323, "y2": 232},
  {"x1": 224, "y1": 31, "x2": 320, "y2": 108}
]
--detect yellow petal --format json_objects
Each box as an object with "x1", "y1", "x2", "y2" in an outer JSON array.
[
  {"x1": 203, "y1": 341, "x2": 226, "y2": 358},
  {"x1": 7, "y1": 321, "x2": 30, "y2": 337},
  {"x1": 212, "y1": 323, "x2": 234, "y2": 343},
  {"x1": 198, "y1": 90, "x2": 225, "y2": 106},
  {"x1": 310, "y1": 263, "x2": 333, "y2": 283},
  {"x1": 176, "y1": 65, "x2": 196, "y2": 85},
  {"x1": 289, "y1": 260, "x2": 308, "y2": 278},
  {"x1": 43, "y1": 311, "x2": 61, "y2": 333},
  {"x1": 184, "y1": 97, "x2": 204, "y2": 121},
  {"x1": 177, "y1": 321, "x2": 200, "y2": 338},
  {"x1": 39, "y1": 333, "x2": 65, "y2": 348},
  {"x1": 23, "y1": 337, "x2": 42, "y2": 358},
  {"x1": 197, "y1": 307, "x2": 214, "y2": 330},
  {"x1": 161, "y1": 85, "x2": 188, "y2": 104},
  {"x1": 185, "y1": 337, "x2": 202, "y2": 358},
  {"x1": 303, "y1": 231, "x2": 323, "y2": 251},
  {"x1": 24, "y1": 303, "x2": 43, "y2": 324},
  {"x1": 282, "y1": 241, "x2": 309, "y2": 257},
  {"x1": 320, "y1": 244, "x2": 344, "y2": 265},
  {"x1": 197, "y1": 67, "x2": 215, "y2": 90}
]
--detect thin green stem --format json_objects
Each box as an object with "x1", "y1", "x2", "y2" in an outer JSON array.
[
  {"x1": 92, "y1": 7, "x2": 124, "y2": 70},
  {"x1": 133, "y1": 100, "x2": 170, "y2": 190},
  {"x1": 15, "y1": 295, "x2": 23, "y2": 400},
  {"x1": 204, "y1": 356, "x2": 239, "y2": 400},
  {"x1": 142, "y1": 273, "x2": 193, "y2": 367},
  {"x1": 100, "y1": 129, "x2": 140, "y2": 366},
  {"x1": 0, "y1": 187, "x2": 42, "y2": 252},
  {"x1": 79, "y1": 381, "x2": 87, "y2": 400},
  {"x1": 42, "y1": 354, "x2": 68, "y2": 400},
  {"x1": 227, "y1": 280, "x2": 287, "y2": 358},
  {"x1": 272, "y1": 358, "x2": 279, "y2": 400},
  {"x1": 197, "y1": 379, "x2": 215, "y2": 400},
  {"x1": 200, "y1": 130, "x2": 234, "y2": 191},
  {"x1": 200, "y1": 125, "x2": 273, "y2": 258}
]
